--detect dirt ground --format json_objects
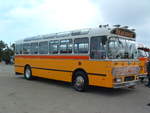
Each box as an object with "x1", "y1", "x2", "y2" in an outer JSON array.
[{"x1": 0, "y1": 63, "x2": 150, "y2": 113}]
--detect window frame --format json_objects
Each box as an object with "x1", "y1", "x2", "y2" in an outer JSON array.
[
  {"x1": 30, "y1": 42, "x2": 39, "y2": 54},
  {"x1": 59, "y1": 39, "x2": 73, "y2": 54},
  {"x1": 90, "y1": 36, "x2": 107, "y2": 59},
  {"x1": 39, "y1": 41, "x2": 49, "y2": 54},
  {"x1": 15, "y1": 44, "x2": 23, "y2": 55},
  {"x1": 49, "y1": 40, "x2": 59, "y2": 54},
  {"x1": 74, "y1": 37, "x2": 89, "y2": 54},
  {"x1": 23, "y1": 43, "x2": 31, "y2": 54}
]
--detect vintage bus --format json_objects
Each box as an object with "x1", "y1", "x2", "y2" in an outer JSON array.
[
  {"x1": 15, "y1": 25, "x2": 140, "y2": 91},
  {"x1": 137, "y1": 45, "x2": 150, "y2": 81}
]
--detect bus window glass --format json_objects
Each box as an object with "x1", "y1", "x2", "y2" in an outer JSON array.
[
  {"x1": 31, "y1": 42, "x2": 38, "y2": 54},
  {"x1": 74, "y1": 37, "x2": 89, "y2": 54},
  {"x1": 60, "y1": 39, "x2": 72, "y2": 54},
  {"x1": 126, "y1": 40, "x2": 137, "y2": 58},
  {"x1": 49, "y1": 40, "x2": 59, "y2": 54},
  {"x1": 15, "y1": 44, "x2": 23, "y2": 54},
  {"x1": 108, "y1": 37, "x2": 137, "y2": 59},
  {"x1": 19, "y1": 44, "x2": 23, "y2": 54},
  {"x1": 39, "y1": 41, "x2": 48, "y2": 54},
  {"x1": 23, "y1": 43, "x2": 31, "y2": 54},
  {"x1": 15, "y1": 44, "x2": 19, "y2": 54},
  {"x1": 90, "y1": 36, "x2": 107, "y2": 59}
]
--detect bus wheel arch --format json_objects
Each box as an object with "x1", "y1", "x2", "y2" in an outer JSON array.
[
  {"x1": 72, "y1": 68, "x2": 89, "y2": 92},
  {"x1": 24, "y1": 64, "x2": 33, "y2": 80}
]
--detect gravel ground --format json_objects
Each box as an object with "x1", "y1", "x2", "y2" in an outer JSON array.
[{"x1": 0, "y1": 63, "x2": 150, "y2": 113}]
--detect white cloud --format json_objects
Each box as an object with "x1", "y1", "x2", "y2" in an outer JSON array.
[
  {"x1": 0, "y1": 0, "x2": 150, "y2": 47},
  {"x1": 8, "y1": 0, "x2": 104, "y2": 31}
]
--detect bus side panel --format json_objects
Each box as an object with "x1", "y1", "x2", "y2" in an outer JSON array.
[
  {"x1": 32, "y1": 68, "x2": 72, "y2": 82},
  {"x1": 78, "y1": 60, "x2": 113, "y2": 87},
  {"x1": 15, "y1": 58, "x2": 25, "y2": 74},
  {"x1": 15, "y1": 56, "x2": 114, "y2": 88},
  {"x1": 15, "y1": 57, "x2": 74, "y2": 82}
]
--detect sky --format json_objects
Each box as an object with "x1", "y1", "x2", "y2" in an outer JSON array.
[{"x1": 0, "y1": 0, "x2": 150, "y2": 47}]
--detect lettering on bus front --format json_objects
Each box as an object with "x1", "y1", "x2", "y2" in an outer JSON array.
[{"x1": 111, "y1": 28, "x2": 136, "y2": 38}]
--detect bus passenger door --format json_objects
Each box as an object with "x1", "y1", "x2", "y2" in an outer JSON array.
[{"x1": 90, "y1": 36, "x2": 107, "y2": 59}]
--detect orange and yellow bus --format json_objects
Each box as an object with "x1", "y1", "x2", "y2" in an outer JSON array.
[{"x1": 15, "y1": 25, "x2": 140, "y2": 91}]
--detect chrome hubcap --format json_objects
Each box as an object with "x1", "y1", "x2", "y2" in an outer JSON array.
[
  {"x1": 75, "y1": 76, "x2": 84, "y2": 88},
  {"x1": 25, "y1": 68, "x2": 31, "y2": 78}
]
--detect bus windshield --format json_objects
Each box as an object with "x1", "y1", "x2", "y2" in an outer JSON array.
[{"x1": 108, "y1": 37, "x2": 137, "y2": 59}]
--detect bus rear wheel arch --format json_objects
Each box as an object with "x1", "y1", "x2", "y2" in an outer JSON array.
[
  {"x1": 24, "y1": 65, "x2": 33, "y2": 80},
  {"x1": 72, "y1": 69, "x2": 89, "y2": 92}
]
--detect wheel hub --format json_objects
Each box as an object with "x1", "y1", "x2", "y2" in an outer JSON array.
[
  {"x1": 75, "y1": 76, "x2": 84, "y2": 87},
  {"x1": 26, "y1": 69, "x2": 30, "y2": 78}
]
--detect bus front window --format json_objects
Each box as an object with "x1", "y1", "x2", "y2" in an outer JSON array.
[
  {"x1": 108, "y1": 37, "x2": 137, "y2": 59},
  {"x1": 107, "y1": 37, "x2": 122, "y2": 59}
]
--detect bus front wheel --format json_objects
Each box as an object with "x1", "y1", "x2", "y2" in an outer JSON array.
[
  {"x1": 24, "y1": 66, "x2": 33, "y2": 80},
  {"x1": 72, "y1": 71, "x2": 88, "y2": 92}
]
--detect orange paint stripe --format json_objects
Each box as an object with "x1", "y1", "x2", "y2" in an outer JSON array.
[{"x1": 15, "y1": 55, "x2": 90, "y2": 60}]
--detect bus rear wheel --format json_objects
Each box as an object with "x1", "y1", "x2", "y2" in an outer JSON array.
[
  {"x1": 72, "y1": 71, "x2": 88, "y2": 92},
  {"x1": 24, "y1": 66, "x2": 33, "y2": 80}
]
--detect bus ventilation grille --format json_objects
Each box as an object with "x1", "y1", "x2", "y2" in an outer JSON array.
[{"x1": 124, "y1": 76, "x2": 135, "y2": 81}]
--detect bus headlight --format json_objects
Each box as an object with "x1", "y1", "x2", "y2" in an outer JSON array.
[{"x1": 114, "y1": 78, "x2": 122, "y2": 83}]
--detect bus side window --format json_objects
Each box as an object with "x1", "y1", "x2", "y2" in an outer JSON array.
[
  {"x1": 15, "y1": 44, "x2": 23, "y2": 54},
  {"x1": 39, "y1": 41, "x2": 48, "y2": 54},
  {"x1": 31, "y1": 42, "x2": 38, "y2": 54},
  {"x1": 90, "y1": 36, "x2": 107, "y2": 59},
  {"x1": 23, "y1": 43, "x2": 31, "y2": 54},
  {"x1": 60, "y1": 39, "x2": 72, "y2": 54},
  {"x1": 20, "y1": 44, "x2": 23, "y2": 54},
  {"x1": 49, "y1": 40, "x2": 59, "y2": 54},
  {"x1": 15, "y1": 44, "x2": 19, "y2": 54},
  {"x1": 74, "y1": 37, "x2": 89, "y2": 54}
]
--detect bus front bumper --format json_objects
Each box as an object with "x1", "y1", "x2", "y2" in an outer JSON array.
[
  {"x1": 113, "y1": 80, "x2": 139, "y2": 88},
  {"x1": 138, "y1": 74, "x2": 147, "y2": 79}
]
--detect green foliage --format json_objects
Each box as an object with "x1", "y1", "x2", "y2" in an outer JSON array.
[
  {"x1": 11, "y1": 43, "x2": 15, "y2": 51},
  {"x1": 0, "y1": 40, "x2": 7, "y2": 61},
  {"x1": 0, "y1": 40, "x2": 14, "y2": 63},
  {"x1": 0, "y1": 40, "x2": 6, "y2": 50},
  {"x1": 2, "y1": 47, "x2": 14, "y2": 63}
]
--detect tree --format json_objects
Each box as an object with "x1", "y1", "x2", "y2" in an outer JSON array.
[
  {"x1": 0, "y1": 40, "x2": 7, "y2": 62},
  {"x1": 2, "y1": 46, "x2": 14, "y2": 64},
  {"x1": 0, "y1": 41, "x2": 15, "y2": 64},
  {"x1": 11, "y1": 43, "x2": 15, "y2": 52}
]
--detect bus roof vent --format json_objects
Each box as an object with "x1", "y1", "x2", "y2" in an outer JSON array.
[
  {"x1": 71, "y1": 29, "x2": 89, "y2": 36},
  {"x1": 56, "y1": 32, "x2": 70, "y2": 38},
  {"x1": 99, "y1": 24, "x2": 109, "y2": 28},
  {"x1": 113, "y1": 25, "x2": 121, "y2": 28}
]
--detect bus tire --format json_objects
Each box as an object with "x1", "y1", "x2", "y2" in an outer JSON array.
[
  {"x1": 24, "y1": 66, "x2": 33, "y2": 80},
  {"x1": 72, "y1": 71, "x2": 88, "y2": 92}
]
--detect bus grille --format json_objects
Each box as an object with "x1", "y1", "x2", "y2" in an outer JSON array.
[{"x1": 124, "y1": 76, "x2": 135, "y2": 82}]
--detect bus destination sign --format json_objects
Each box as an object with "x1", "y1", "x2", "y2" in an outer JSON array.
[{"x1": 111, "y1": 28, "x2": 136, "y2": 38}]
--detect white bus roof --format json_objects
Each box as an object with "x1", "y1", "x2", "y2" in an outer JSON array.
[{"x1": 15, "y1": 25, "x2": 136, "y2": 44}]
